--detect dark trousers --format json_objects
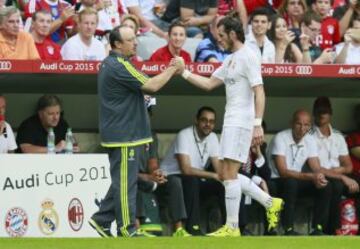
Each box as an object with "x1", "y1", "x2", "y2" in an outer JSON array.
[
  {"x1": 92, "y1": 146, "x2": 140, "y2": 236},
  {"x1": 181, "y1": 175, "x2": 225, "y2": 233},
  {"x1": 327, "y1": 179, "x2": 345, "y2": 234},
  {"x1": 269, "y1": 178, "x2": 332, "y2": 230},
  {"x1": 155, "y1": 175, "x2": 187, "y2": 223}
]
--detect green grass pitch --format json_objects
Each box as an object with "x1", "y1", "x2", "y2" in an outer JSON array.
[{"x1": 1, "y1": 237, "x2": 360, "y2": 249}]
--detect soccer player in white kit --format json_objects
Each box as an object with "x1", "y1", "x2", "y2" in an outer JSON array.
[{"x1": 177, "y1": 16, "x2": 283, "y2": 236}]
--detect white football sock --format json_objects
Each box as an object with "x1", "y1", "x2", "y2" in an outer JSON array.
[
  {"x1": 224, "y1": 178, "x2": 241, "y2": 229},
  {"x1": 237, "y1": 173, "x2": 272, "y2": 209}
]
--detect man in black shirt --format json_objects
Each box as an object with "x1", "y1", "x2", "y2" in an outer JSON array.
[{"x1": 16, "y1": 95, "x2": 78, "y2": 153}]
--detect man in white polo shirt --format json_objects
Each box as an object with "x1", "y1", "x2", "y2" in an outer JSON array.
[
  {"x1": 268, "y1": 109, "x2": 332, "y2": 235},
  {"x1": 311, "y1": 97, "x2": 359, "y2": 235}
]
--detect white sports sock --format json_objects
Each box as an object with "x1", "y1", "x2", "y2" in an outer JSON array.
[
  {"x1": 224, "y1": 178, "x2": 241, "y2": 229},
  {"x1": 237, "y1": 173, "x2": 272, "y2": 209}
]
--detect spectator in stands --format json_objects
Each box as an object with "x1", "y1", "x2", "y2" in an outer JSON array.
[
  {"x1": 267, "y1": 14, "x2": 303, "y2": 63},
  {"x1": 0, "y1": 6, "x2": 40, "y2": 59},
  {"x1": 16, "y1": 95, "x2": 79, "y2": 153},
  {"x1": 195, "y1": 15, "x2": 230, "y2": 62},
  {"x1": 149, "y1": 22, "x2": 191, "y2": 63},
  {"x1": 217, "y1": 0, "x2": 248, "y2": 31},
  {"x1": 311, "y1": 96, "x2": 359, "y2": 235},
  {"x1": 346, "y1": 104, "x2": 360, "y2": 188},
  {"x1": 268, "y1": 109, "x2": 331, "y2": 235},
  {"x1": 25, "y1": 0, "x2": 75, "y2": 44},
  {"x1": 123, "y1": 0, "x2": 169, "y2": 39},
  {"x1": 278, "y1": 0, "x2": 308, "y2": 30},
  {"x1": 312, "y1": 0, "x2": 342, "y2": 49},
  {"x1": 61, "y1": 8, "x2": 106, "y2": 60},
  {"x1": 301, "y1": 11, "x2": 336, "y2": 63},
  {"x1": 334, "y1": 0, "x2": 360, "y2": 32},
  {"x1": 245, "y1": 7, "x2": 275, "y2": 63},
  {"x1": 0, "y1": 95, "x2": 17, "y2": 153},
  {"x1": 31, "y1": 10, "x2": 62, "y2": 60},
  {"x1": 77, "y1": 0, "x2": 113, "y2": 44},
  {"x1": 243, "y1": 0, "x2": 283, "y2": 16},
  {"x1": 162, "y1": 0, "x2": 218, "y2": 38},
  {"x1": 335, "y1": 15, "x2": 360, "y2": 64},
  {"x1": 122, "y1": 14, "x2": 140, "y2": 34},
  {"x1": 120, "y1": 14, "x2": 143, "y2": 62}
]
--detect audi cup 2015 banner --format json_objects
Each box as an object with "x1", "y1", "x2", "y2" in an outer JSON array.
[{"x1": 0, "y1": 154, "x2": 111, "y2": 237}]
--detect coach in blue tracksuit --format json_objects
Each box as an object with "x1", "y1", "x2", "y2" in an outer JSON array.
[{"x1": 89, "y1": 25, "x2": 183, "y2": 237}]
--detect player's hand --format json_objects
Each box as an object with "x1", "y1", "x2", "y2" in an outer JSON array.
[
  {"x1": 251, "y1": 126, "x2": 264, "y2": 147},
  {"x1": 170, "y1": 56, "x2": 185, "y2": 74}
]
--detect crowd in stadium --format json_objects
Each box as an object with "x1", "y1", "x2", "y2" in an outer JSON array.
[
  {"x1": 0, "y1": 0, "x2": 360, "y2": 63},
  {"x1": 1, "y1": 0, "x2": 360, "y2": 238}
]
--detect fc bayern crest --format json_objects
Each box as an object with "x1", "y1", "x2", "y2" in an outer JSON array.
[
  {"x1": 38, "y1": 199, "x2": 59, "y2": 235},
  {"x1": 68, "y1": 198, "x2": 84, "y2": 231},
  {"x1": 47, "y1": 46, "x2": 54, "y2": 55},
  {"x1": 327, "y1": 25, "x2": 334, "y2": 35},
  {"x1": 4, "y1": 207, "x2": 28, "y2": 237}
]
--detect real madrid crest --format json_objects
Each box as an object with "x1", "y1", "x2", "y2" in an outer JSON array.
[{"x1": 38, "y1": 199, "x2": 59, "y2": 235}]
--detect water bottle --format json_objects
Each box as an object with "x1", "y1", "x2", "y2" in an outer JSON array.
[
  {"x1": 65, "y1": 128, "x2": 74, "y2": 154},
  {"x1": 47, "y1": 128, "x2": 55, "y2": 154}
]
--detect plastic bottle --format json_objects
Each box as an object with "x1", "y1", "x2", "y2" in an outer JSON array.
[
  {"x1": 47, "y1": 128, "x2": 55, "y2": 154},
  {"x1": 65, "y1": 128, "x2": 74, "y2": 154}
]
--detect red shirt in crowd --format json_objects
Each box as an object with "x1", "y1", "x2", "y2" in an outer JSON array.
[
  {"x1": 319, "y1": 16, "x2": 341, "y2": 50},
  {"x1": 243, "y1": 0, "x2": 282, "y2": 15},
  {"x1": 35, "y1": 39, "x2": 62, "y2": 60},
  {"x1": 149, "y1": 45, "x2": 192, "y2": 63},
  {"x1": 346, "y1": 132, "x2": 360, "y2": 178},
  {"x1": 25, "y1": 0, "x2": 75, "y2": 43}
]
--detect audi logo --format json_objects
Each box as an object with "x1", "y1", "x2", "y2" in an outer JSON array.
[
  {"x1": 0, "y1": 61, "x2": 12, "y2": 71},
  {"x1": 295, "y1": 65, "x2": 313, "y2": 75},
  {"x1": 197, "y1": 64, "x2": 215, "y2": 74}
]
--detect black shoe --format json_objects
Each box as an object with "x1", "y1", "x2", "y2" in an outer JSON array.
[
  {"x1": 89, "y1": 218, "x2": 113, "y2": 238},
  {"x1": 189, "y1": 225, "x2": 205, "y2": 236},
  {"x1": 284, "y1": 228, "x2": 301, "y2": 236},
  {"x1": 264, "y1": 228, "x2": 277, "y2": 236},
  {"x1": 241, "y1": 228, "x2": 253, "y2": 236},
  {"x1": 310, "y1": 225, "x2": 326, "y2": 236}
]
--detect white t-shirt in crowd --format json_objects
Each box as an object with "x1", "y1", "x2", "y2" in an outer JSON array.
[
  {"x1": 335, "y1": 42, "x2": 360, "y2": 64},
  {"x1": 123, "y1": 0, "x2": 157, "y2": 21},
  {"x1": 160, "y1": 126, "x2": 220, "y2": 175},
  {"x1": 311, "y1": 125, "x2": 349, "y2": 169},
  {"x1": 245, "y1": 30, "x2": 275, "y2": 63},
  {"x1": 212, "y1": 45, "x2": 263, "y2": 129},
  {"x1": 267, "y1": 129, "x2": 318, "y2": 178},
  {"x1": 0, "y1": 122, "x2": 17, "y2": 153},
  {"x1": 61, "y1": 34, "x2": 106, "y2": 61}
]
